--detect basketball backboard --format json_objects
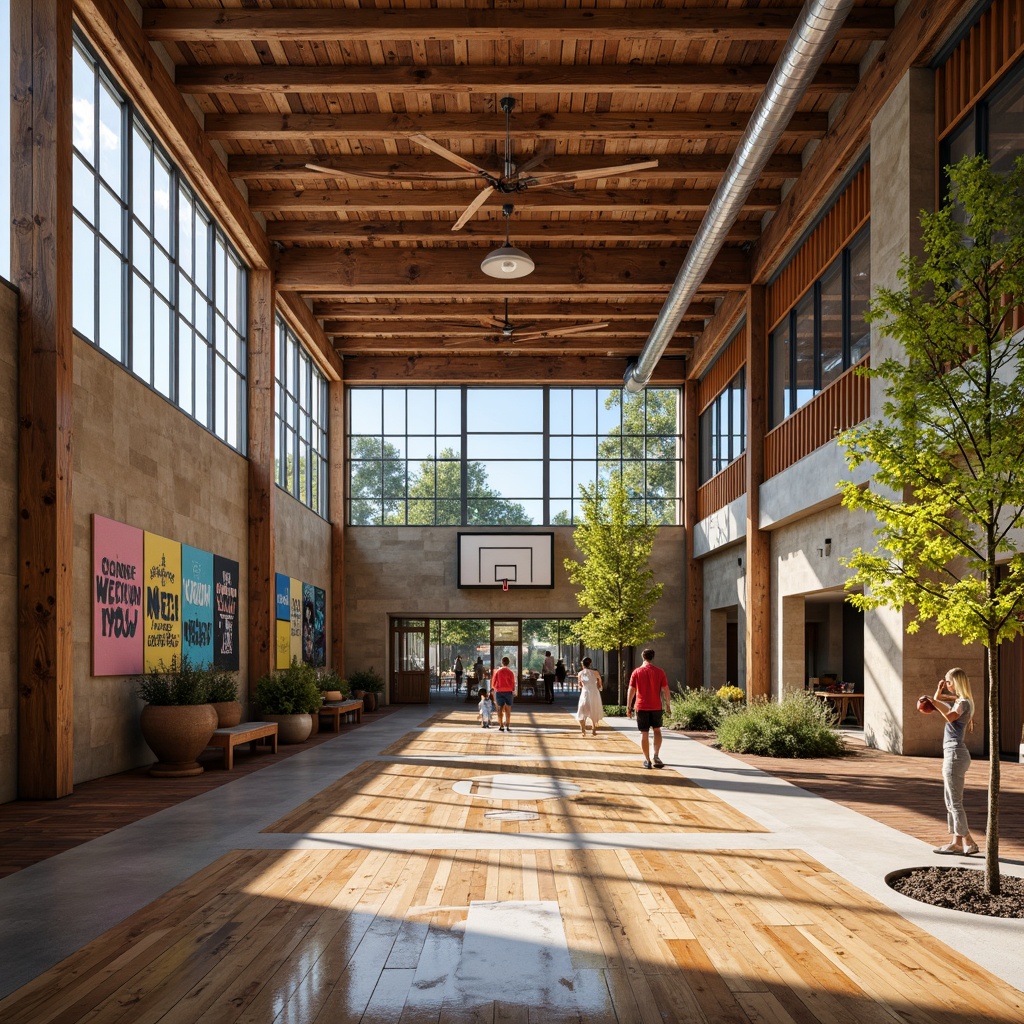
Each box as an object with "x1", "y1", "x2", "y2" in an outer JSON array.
[{"x1": 457, "y1": 532, "x2": 555, "y2": 589}]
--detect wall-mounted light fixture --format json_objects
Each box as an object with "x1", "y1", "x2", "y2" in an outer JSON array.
[{"x1": 824, "y1": 538, "x2": 832, "y2": 557}]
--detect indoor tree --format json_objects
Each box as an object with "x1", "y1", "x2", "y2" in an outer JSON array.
[
  {"x1": 564, "y1": 473, "x2": 664, "y2": 704},
  {"x1": 839, "y1": 155, "x2": 1024, "y2": 894}
]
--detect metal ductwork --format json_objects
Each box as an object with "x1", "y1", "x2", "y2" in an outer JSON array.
[{"x1": 623, "y1": 0, "x2": 857, "y2": 393}]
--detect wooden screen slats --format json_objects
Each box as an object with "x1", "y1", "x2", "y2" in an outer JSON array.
[
  {"x1": 936, "y1": 0, "x2": 1024, "y2": 139},
  {"x1": 764, "y1": 358, "x2": 870, "y2": 478},
  {"x1": 697, "y1": 329, "x2": 746, "y2": 413},
  {"x1": 697, "y1": 454, "x2": 747, "y2": 521},
  {"x1": 766, "y1": 164, "x2": 871, "y2": 331}
]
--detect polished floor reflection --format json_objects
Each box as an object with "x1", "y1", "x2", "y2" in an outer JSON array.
[{"x1": 0, "y1": 704, "x2": 1021, "y2": 1022}]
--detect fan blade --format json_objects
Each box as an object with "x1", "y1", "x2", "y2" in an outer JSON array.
[
  {"x1": 408, "y1": 135, "x2": 496, "y2": 179},
  {"x1": 304, "y1": 162, "x2": 484, "y2": 182},
  {"x1": 451, "y1": 185, "x2": 496, "y2": 231},
  {"x1": 522, "y1": 159, "x2": 660, "y2": 188},
  {"x1": 514, "y1": 141, "x2": 556, "y2": 177},
  {"x1": 512, "y1": 322, "x2": 611, "y2": 342}
]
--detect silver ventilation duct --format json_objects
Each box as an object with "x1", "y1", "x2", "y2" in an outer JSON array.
[{"x1": 623, "y1": 0, "x2": 857, "y2": 393}]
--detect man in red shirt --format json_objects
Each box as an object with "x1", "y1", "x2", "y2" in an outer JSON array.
[
  {"x1": 491, "y1": 655, "x2": 517, "y2": 732},
  {"x1": 626, "y1": 649, "x2": 671, "y2": 769}
]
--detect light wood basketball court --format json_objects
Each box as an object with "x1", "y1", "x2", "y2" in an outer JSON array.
[{"x1": 1, "y1": 707, "x2": 1021, "y2": 1023}]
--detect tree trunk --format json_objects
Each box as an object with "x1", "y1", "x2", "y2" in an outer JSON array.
[
  {"x1": 985, "y1": 630, "x2": 1001, "y2": 894},
  {"x1": 617, "y1": 645, "x2": 625, "y2": 706}
]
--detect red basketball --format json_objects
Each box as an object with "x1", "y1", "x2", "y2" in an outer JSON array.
[{"x1": 917, "y1": 695, "x2": 934, "y2": 714}]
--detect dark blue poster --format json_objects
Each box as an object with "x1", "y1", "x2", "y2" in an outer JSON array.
[
  {"x1": 302, "y1": 583, "x2": 315, "y2": 665},
  {"x1": 313, "y1": 587, "x2": 326, "y2": 667},
  {"x1": 213, "y1": 555, "x2": 240, "y2": 670}
]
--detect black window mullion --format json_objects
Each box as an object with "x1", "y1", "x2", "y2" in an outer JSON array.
[{"x1": 460, "y1": 387, "x2": 468, "y2": 526}]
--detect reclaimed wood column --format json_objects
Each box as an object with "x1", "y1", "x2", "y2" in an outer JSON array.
[
  {"x1": 683, "y1": 378, "x2": 703, "y2": 689},
  {"x1": 745, "y1": 286, "x2": 771, "y2": 700},
  {"x1": 247, "y1": 270, "x2": 276, "y2": 691},
  {"x1": 329, "y1": 377, "x2": 346, "y2": 673},
  {"x1": 13, "y1": 0, "x2": 74, "y2": 798}
]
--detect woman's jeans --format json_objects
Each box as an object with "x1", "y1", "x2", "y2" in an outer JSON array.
[{"x1": 943, "y1": 745, "x2": 972, "y2": 836}]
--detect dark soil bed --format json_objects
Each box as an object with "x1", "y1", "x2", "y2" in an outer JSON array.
[{"x1": 889, "y1": 866, "x2": 1024, "y2": 918}]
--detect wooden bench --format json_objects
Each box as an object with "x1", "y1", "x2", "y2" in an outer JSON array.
[
  {"x1": 318, "y1": 699, "x2": 365, "y2": 732},
  {"x1": 207, "y1": 722, "x2": 279, "y2": 770}
]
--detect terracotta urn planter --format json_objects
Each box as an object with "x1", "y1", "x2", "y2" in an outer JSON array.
[
  {"x1": 212, "y1": 700, "x2": 243, "y2": 728},
  {"x1": 363, "y1": 691, "x2": 377, "y2": 713},
  {"x1": 140, "y1": 703, "x2": 218, "y2": 777},
  {"x1": 261, "y1": 712, "x2": 313, "y2": 744}
]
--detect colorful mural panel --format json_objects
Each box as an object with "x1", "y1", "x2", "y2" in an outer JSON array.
[
  {"x1": 92, "y1": 516, "x2": 144, "y2": 676},
  {"x1": 181, "y1": 545, "x2": 214, "y2": 667},
  {"x1": 143, "y1": 532, "x2": 182, "y2": 672},
  {"x1": 213, "y1": 556, "x2": 240, "y2": 671}
]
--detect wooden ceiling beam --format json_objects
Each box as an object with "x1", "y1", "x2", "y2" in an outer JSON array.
[
  {"x1": 340, "y1": 354, "x2": 689, "y2": 385},
  {"x1": 230, "y1": 151, "x2": 805, "y2": 183},
  {"x1": 332, "y1": 337, "x2": 694, "y2": 356},
  {"x1": 251, "y1": 187, "x2": 780, "y2": 215},
  {"x1": 267, "y1": 219, "x2": 762, "y2": 244},
  {"x1": 313, "y1": 300, "x2": 717, "y2": 320},
  {"x1": 143, "y1": 8, "x2": 893, "y2": 44},
  {"x1": 205, "y1": 110, "x2": 828, "y2": 142},
  {"x1": 177, "y1": 63, "x2": 857, "y2": 96},
  {"x1": 275, "y1": 247, "x2": 749, "y2": 291},
  {"x1": 753, "y1": 0, "x2": 973, "y2": 282},
  {"x1": 323, "y1": 320, "x2": 666, "y2": 338}
]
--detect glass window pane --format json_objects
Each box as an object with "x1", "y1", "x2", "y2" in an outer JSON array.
[
  {"x1": 549, "y1": 390, "x2": 571, "y2": 433},
  {"x1": 153, "y1": 296, "x2": 171, "y2": 397},
  {"x1": 153, "y1": 156, "x2": 171, "y2": 250},
  {"x1": 99, "y1": 185, "x2": 122, "y2": 250},
  {"x1": 177, "y1": 321, "x2": 193, "y2": 416},
  {"x1": 819, "y1": 262, "x2": 844, "y2": 388},
  {"x1": 467, "y1": 388, "x2": 540, "y2": 429},
  {"x1": 406, "y1": 390, "x2": 436, "y2": 432},
  {"x1": 98, "y1": 242, "x2": 123, "y2": 358},
  {"x1": 132, "y1": 132, "x2": 150, "y2": 224},
  {"x1": 436, "y1": 389, "x2": 461, "y2": 434},
  {"x1": 550, "y1": 436, "x2": 571, "y2": 459},
  {"x1": 769, "y1": 324, "x2": 790, "y2": 426},
  {"x1": 571, "y1": 389, "x2": 596, "y2": 433},
  {"x1": 437, "y1": 436, "x2": 461, "y2": 458},
  {"x1": 383, "y1": 389, "x2": 406, "y2": 433},
  {"x1": 849, "y1": 230, "x2": 871, "y2": 364},
  {"x1": 597, "y1": 389, "x2": 621, "y2": 433},
  {"x1": 73, "y1": 218, "x2": 96, "y2": 341},
  {"x1": 72, "y1": 48, "x2": 95, "y2": 165},
  {"x1": 73, "y1": 154, "x2": 95, "y2": 222},
  {"x1": 98, "y1": 81, "x2": 122, "y2": 193},
  {"x1": 987, "y1": 67, "x2": 1024, "y2": 177},
  {"x1": 467, "y1": 434, "x2": 543, "y2": 460},
  {"x1": 131, "y1": 272, "x2": 151, "y2": 382},
  {"x1": 194, "y1": 337, "x2": 209, "y2": 426},
  {"x1": 550, "y1": 460, "x2": 573, "y2": 497},
  {"x1": 794, "y1": 292, "x2": 815, "y2": 410}
]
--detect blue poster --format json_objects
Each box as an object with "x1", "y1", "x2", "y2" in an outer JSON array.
[
  {"x1": 276, "y1": 573, "x2": 291, "y2": 621},
  {"x1": 180, "y1": 545, "x2": 214, "y2": 667},
  {"x1": 313, "y1": 587, "x2": 326, "y2": 667}
]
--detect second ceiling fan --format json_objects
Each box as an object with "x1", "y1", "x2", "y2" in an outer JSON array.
[
  {"x1": 308, "y1": 97, "x2": 658, "y2": 231},
  {"x1": 444, "y1": 298, "x2": 610, "y2": 345}
]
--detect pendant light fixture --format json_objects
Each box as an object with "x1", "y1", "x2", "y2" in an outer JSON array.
[{"x1": 480, "y1": 203, "x2": 535, "y2": 279}]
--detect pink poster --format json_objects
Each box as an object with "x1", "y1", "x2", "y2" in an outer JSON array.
[{"x1": 92, "y1": 515, "x2": 144, "y2": 676}]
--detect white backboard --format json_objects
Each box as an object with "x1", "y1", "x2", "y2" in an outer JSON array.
[{"x1": 457, "y1": 532, "x2": 555, "y2": 588}]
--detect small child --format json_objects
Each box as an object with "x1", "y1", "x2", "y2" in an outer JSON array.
[{"x1": 478, "y1": 689, "x2": 495, "y2": 729}]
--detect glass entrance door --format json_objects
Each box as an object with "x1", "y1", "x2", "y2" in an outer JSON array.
[{"x1": 491, "y1": 620, "x2": 521, "y2": 694}]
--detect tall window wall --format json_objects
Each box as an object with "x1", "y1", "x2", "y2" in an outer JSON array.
[
  {"x1": 349, "y1": 386, "x2": 681, "y2": 526},
  {"x1": 275, "y1": 315, "x2": 329, "y2": 517},
  {"x1": 71, "y1": 33, "x2": 248, "y2": 451},
  {"x1": 699, "y1": 369, "x2": 745, "y2": 484},
  {"x1": 941, "y1": 58, "x2": 1024, "y2": 182},
  {"x1": 769, "y1": 228, "x2": 870, "y2": 427}
]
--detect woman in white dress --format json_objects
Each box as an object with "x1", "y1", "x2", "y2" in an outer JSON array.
[{"x1": 576, "y1": 657, "x2": 604, "y2": 736}]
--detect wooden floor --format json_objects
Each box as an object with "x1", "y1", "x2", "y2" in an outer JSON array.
[{"x1": 1, "y1": 706, "x2": 1022, "y2": 1023}]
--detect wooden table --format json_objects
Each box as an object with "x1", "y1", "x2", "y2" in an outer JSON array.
[{"x1": 813, "y1": 691, "x2": 864, "y2": 726}]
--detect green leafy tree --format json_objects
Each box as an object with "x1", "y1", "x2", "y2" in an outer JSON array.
[
  {"x1": 839, "y1": 155, "x2": 1024, "y2": 894},
  {"x1": 406, "y1": 448, "x2": 532, "y2": 525},
  {"x1": 564, "y1": 474, "x2": 664, "y2": 703},
  {"x1": 348, "y1": 436, "x2": 405, "y2": 524},
  {"x1": 599, "y1": 388, "x2": 680, "y2": 525}
]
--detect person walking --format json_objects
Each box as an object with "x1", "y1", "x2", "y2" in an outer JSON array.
[
  {"x1": 555, "y1": 658, "x2": 567, "y2": 690},
  {"x1": 918, "y1": 667, "x2": 979, "y2": 856},
  {"x1": 542, "y1": 651, "x2": 556, "y2": 703},
  {"x1": 575, "y1": 657, "x2": 604, "y2": 736},
  {"x1": 477, "y1": 688, "x2": 495, "y2": 729},
  {"x1": 453, "y1": 655, "x2": 463, "y2": 694},
  {"x1": 491, "y1": 656, "x2": 517, "y2": 732},
  {"x1": 626, "y1": 649, "x2": 671, "y2": 769}
]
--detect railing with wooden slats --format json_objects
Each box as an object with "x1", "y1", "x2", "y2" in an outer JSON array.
[
  {"x1": 764, "y1": 358, "x2": 870, "y2": 479},
  {"x1": 936, "y1": 0, "x2": 1024, "y2": 139},
  {"x1": 697, "y1": 453, "x2": 747, "y2": 521},
  {"x1": 698, "y1": 330, "x2": 746, "y2": 413},
  {"x1": 767, "y1": 163, "x2": 871, "y2": 331}
]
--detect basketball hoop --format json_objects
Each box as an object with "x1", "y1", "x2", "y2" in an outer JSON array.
[{"x1": 502, "y1": 579, "x2": 509, "y2": 592}]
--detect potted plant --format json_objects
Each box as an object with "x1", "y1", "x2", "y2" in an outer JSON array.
[
  {"x1": 135, "y1": 655, "x2": 218, "y2": 777},
  {"x1": 317, "y1": 670, "x2": 350, "y2": 703},
  {"x1": 348, "y1": 668, "x2": 384, "y2": 712},
  {"x1": 254, "y1": 660, "x2": 322, "y2": 743},
  {"x1": 207, "y1": 668, "x2": 242, "y2": 727}
]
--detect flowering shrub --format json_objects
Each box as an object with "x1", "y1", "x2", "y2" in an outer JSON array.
[{"x1": 716, "y1": 685, "x2": 745, "y2": 704}]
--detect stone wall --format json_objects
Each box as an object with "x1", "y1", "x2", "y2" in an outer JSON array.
[
  {"x1": 72, "y1": 339, "x2": 249, "y2": 783},
  {"x1": 344, "y1": 526, "x2": 686, "y2": 697},
  {"x1": 701, "y1": 546, "x2": 745, "y2": 690},
  {"x1": 0, "y1": 282, "x2": 17, "y2": 803}
]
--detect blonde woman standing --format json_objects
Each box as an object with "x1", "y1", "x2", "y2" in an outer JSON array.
[
  {"x1": 576, "y1": 657, "x2": 604, "y2": 736},
  {"x1": 919, "y1": 667, "x2": 978, "y2": 856}
]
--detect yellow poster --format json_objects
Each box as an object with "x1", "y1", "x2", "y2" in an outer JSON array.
[
  {"x1": 289, "y1": 577, "x2": 303, "y2": 665},
  {"x1": 276, "y1": 620, "x2": 291, "y2": 670},
  {"x1": 143, "y1": 532, "x2": 182, "y2": 672}
]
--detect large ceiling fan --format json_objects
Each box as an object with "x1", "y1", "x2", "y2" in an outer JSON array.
[
  {"x1": 307, "y1": 97, "x2": 658, "y2": 231},
  {"x1": 444, "y1": 298, "x2": 610, "y2": 345}
]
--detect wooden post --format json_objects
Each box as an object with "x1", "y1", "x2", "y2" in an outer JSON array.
[
  {"x1": 13, "y1": 0, "x2": 74, "y2": 798},
  {"x1": 329, "y1": 377, "x2": 346, "y2": 673},
  {"x1": 745, "y1": 286, "x2": 771, "y2": 700},
  {"x1": 683, "y1": 378, "x2": 703, "y2": 689},
  {"x1": 247, "y1": 270, "x2": 276, "y2": 692}
]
